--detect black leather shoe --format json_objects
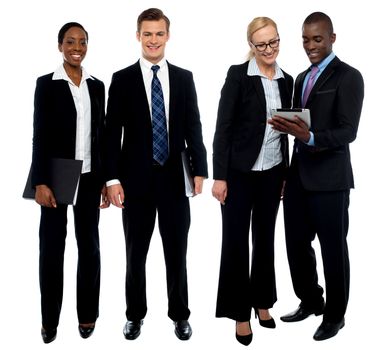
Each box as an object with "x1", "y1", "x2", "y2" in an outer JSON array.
[
  {"x1": 41, "y1": 327, "x2": 57, "y2": 344},
  {"x1": 123, "y1": 320, "x2": 143, "y2": 340},
  {"x1": 174, "y1": 320, "x2": 192, "y2": 340},
  {"x1": 78, "y1": 324, "x2": 95, "y2": 339},
  {"x1": 280, "y1": 303, "x2": 324, "y2": 322},
  {"x1": 313, "y1": 318, "x2": 345, "y2": 341},
  {"x1": 235, "y1": 321, "x2": 252, "y2": 346}
]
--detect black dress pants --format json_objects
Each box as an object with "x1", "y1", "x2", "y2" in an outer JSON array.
[
  {"x1": 39, "y1": 172, "x2": 101, "y2": 329},
  {"x1": 283, "y1": 162, "x2": 350, "y2": 322},
  {"x1": 122, "y1": 165, "x2": 190, "y2": 321},
  {"x1": 216, "y1": 164, "x2": 284, "y2": 321}
]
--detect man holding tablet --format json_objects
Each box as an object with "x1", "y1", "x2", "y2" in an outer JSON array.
[{"x1": 269, "y1": 12, "x2": 364, "y2": 341}]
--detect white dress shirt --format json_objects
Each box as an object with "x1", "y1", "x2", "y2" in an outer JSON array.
[{"x1": 52, "y1": 64, "x2": 93, "y2": 173}]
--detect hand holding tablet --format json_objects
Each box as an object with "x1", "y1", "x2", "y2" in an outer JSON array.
[{"x1": 270, "y1": 108, "x2": 311, "y2": 128}]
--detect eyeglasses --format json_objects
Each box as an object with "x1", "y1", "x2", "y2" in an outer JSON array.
[{"x1": 251, "y1": 38, "x2": 280, "y2": 52}]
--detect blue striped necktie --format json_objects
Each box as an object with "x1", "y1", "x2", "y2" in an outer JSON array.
[{"x1": 151, "y1": 65, "x2": 168, "y2": 165}]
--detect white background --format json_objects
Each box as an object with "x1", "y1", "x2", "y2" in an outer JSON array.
[{"x1": 0, "y1": 0, "x2": 387, "y2": 349}]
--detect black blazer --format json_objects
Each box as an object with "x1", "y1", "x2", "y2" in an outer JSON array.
[
  {"x1": 212, "y1": 61, "x2": 293, "y2": 180},
  {"x1": 292, "y1": 56, "x2": 364, "y2": 191},
  {"x1": 104, "y1": 60, "x2": 208, "y2": 197},
  {"x1": 31, "y1": 73, "x2": 106, "y2": 187}
]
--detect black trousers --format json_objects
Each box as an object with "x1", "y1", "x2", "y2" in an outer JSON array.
[
  {"x1": 39, "y1": 172, "x2": 101, "y2": 329},
  {"x1": 283, "y1": 161, "x2": 350, "y2": 322},
  {"x1": 216, "y1": 164, "x2": 284, "y2": 321},
  {"x1": 122, "y1": 165, "x2": 190, "y2": 321}
]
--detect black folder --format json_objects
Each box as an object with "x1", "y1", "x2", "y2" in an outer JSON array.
[{"x1": 23, "y1": 158, "x2": 83, "y2": 205}]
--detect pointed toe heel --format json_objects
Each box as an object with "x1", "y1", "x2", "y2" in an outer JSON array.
[
  {"x1": 259, "y1": 317, "x2": 276, "y2": 328},
  {"x1": 255, "y1": 309, "x2": 276, "y2": 328},
  {"x1": 235, "y1": 321, "x2": 252, "y2": 346}
]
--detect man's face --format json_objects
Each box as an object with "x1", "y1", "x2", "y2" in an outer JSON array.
[
  {"x1": 302, "y1": 21, "x2": 336, "y2": 64},
  {"x1": 137, "y1": 19, "x2": 169, "y2": 64}
]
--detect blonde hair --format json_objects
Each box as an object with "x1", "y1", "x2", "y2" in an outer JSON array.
[{"x1": 246, "y1": 17, "x2": 278, "y2": 60}]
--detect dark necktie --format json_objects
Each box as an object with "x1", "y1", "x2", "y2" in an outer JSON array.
[
  {"x1": 302, "y1": 65, "x2": 319, "y2": 107},
  {"x1": 151, "y1": 65, "x2": 168, "y2": 165}
]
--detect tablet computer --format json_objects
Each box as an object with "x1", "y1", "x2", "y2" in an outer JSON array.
[{"x1": 271, "y1": 108, "x2": 311, "y2": 128}]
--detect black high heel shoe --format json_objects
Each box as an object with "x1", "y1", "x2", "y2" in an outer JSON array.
[
  {"x1": 235, "y1": 321, "x2": 253, "y2": 346},
  {"x1": 255, "y1": 309, "x2": 276, "y2": 329}
]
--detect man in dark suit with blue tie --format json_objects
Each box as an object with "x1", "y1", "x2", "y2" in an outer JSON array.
[
  {"x1": 104, "y1": 8, "x2": 208, "y2": 341},
  {"x1": 269, "y1": 12, "x2": 364, "y2": 341}
]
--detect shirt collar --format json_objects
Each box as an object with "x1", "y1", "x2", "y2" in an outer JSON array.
[
  {"x1": 140, "y1": 57, "x2": 168, "y2": 72},
  {"x1": 314, "y1": 51, "x2": 336, "y2": 73},
  {"x1": 52, "y1": 64, "x2": 93, "y2": 84},
  {"x1": 247, "y1": 57, "x2": 284, "y2": 79}
]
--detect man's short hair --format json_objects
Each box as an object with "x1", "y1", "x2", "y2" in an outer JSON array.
[
  {"x1": 137, "y1": 8, "x2": 170, "y2": 32},
  {"x1": 303, "y1": 12, "x2": 334, "y2": 34}
]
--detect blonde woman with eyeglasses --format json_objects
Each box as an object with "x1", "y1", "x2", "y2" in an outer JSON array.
[{"x1": 212, "y1": 16, "x2": 293, "y2": 346}]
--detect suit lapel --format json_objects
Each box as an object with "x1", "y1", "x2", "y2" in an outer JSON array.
[
  {"x1": 251, "y1": 75, "x2": 267, "y2": 113},
  {"x1": 305, "y1": 56, "x2": 340, "y2": 106},
  {"x1": 277, "y1": 75, "x2": 291, "y2": 108},
  {"x1": 294, "y1": 70, "x2": 308, "y2": 107},
  {"x1": 55, "y1": 79, "x2": 77, "y2": 120},
  {"x1": 167, "y1": 62, "x2": 177, "y2": 133},
  {"x1": 135, "y1": 61, "x2": 153, "y2": 123},
  {"x1": 313, "y1": 58, "x2": 339, "y2": 90},
  {"x1": 135, "y1": 60, "x2": 148, "y2": 96},
  {"x1": 251, "y1": 72, "x2": 291, "y2": 110},
  {"x1": 86, "y1": 79, "x2": 97, "y2": 120}
]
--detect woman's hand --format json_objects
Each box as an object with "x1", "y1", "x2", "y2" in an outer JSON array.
[{"x1": 35, "y1": 184, "x2": 57, "y2": 208}]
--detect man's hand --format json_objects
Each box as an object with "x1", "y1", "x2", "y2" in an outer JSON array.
[
  {"x1": 212, "y1": 180, "x2": 227, "y2": 205},
  {"x1": 99, "y1": 185, "x2": 111, "y2": 209},
  {"x1": 107, "y1": 184, "x2": 125, "y2": 208},
  {"x1": 268, "y1": 115, "x2": 310, "y2": 143}
]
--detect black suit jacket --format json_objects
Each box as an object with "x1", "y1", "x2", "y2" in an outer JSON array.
[
  {"x1": 292, "y1": 56, "x2": 364, "y2": 191},
  {"x1": 31, "y1": 73, "x2": 106, "y2": 187},
  {"x1": 104, "y1": 60, "x2": 208, "y2": 197},
  {"x1": 213, "y1": 61, "x2": 293, "y2": 180}
]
